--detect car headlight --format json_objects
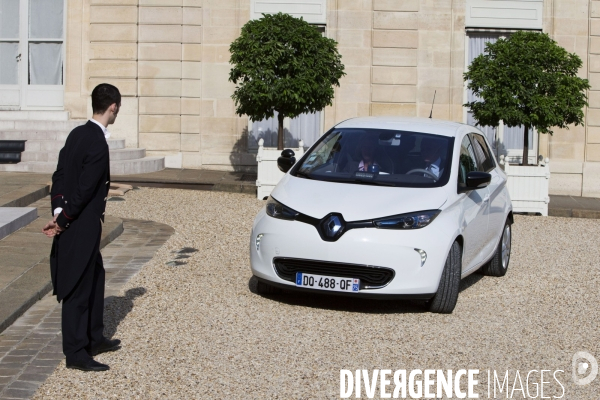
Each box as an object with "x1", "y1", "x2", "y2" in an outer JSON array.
[
  {"x1": 373, "y1": 210, "x2": 440, "y2": 229},
  {"x1": 265, "y1": 197, "x2": 299, "y2": 220}
]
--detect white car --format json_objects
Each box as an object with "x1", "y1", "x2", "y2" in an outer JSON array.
[{"x1": 250, "y1": 117, "x2": 513, "y2": 313}]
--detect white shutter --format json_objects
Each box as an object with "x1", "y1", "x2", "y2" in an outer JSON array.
[
  {"x1": 465, "y1": 0, "x2": 543, "y2": 30},
  {"x1": 251, "y1": 0, "x2": 326, "y2": 24}
]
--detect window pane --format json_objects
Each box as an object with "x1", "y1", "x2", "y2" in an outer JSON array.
[
  {"x1": 0, "y1": 0, "x2": 19, "y2": 38},
  {"x1": 250, "y1": 111, "x2": 321, "y2": 149},
  {"x1": 0, "y1": 41, "x2": 18, "y2": 84},
  {"x1": 29, "y1": 0, "x2": 63, "y2": 39},
  {"x1": 289, "y1": 112, "x2": 320, "y2": 148},
  {"x1": 458, "y1": 136, "x2": 478, "y2": 185},
  {"x1": 471, "y1": 134, "x2": 495, "y2": 172},
  {"x1": 467, "y1": 33, "x2": 532, "y2": 155},
  {"x1": 29, "y1": 42, "x2": 62, "y2": 84}
]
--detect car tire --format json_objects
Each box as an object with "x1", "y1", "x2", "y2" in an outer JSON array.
[
  {"x1": 256, "y1": 279, "x2": 283, "y2": 295},
  {"x1": 481, "y1": 220, "x2": 512, "y2": 277},
  {"x1": 428, "y1": 241, "x2": 462, "y2": 314}
]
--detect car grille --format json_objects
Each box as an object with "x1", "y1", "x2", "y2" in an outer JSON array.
[{"x1": 273, "y1": 257, "x2": 395, "y2": 289}]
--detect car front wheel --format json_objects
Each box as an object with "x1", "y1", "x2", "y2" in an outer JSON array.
[
  {"x1": 481, "y1": 220, "x2": 511, "y2": 277},
  {"x1": 428, "y1": 241, "x2": 462, "y2": 314}
]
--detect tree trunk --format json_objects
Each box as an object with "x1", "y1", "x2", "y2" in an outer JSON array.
[
  {"x1": 277, "y1": 113, "x2": 284, "y2": 150},
  {"x1": 522, "y1": 125, "x2": 529, "y2": 166}
]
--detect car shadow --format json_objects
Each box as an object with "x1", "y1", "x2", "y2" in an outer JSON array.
[
  {"x1": 102, "y1": 287, "x2": 147, "y2": 339},
  {"x1": 248, "y1": 276, "x2": 426, "y2": 314},
  {"x1": 248, "y1": 272, "x2": 486, "y2": 315},
  {"x1": 459, "y1": 271, "x2": 485, "y2": 293}
]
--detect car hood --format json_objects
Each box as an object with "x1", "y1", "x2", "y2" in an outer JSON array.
[{"x1": 270, "y1": 175, "x2": 448, "y2": 221}]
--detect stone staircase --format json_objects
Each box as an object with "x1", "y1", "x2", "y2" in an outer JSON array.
[{"x1": 0, "y1": 111, "x2": 164, "y2": 175}]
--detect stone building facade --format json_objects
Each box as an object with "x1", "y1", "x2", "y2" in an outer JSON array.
[{"x1": 5, "y1": 0, "x2": 600, "y2": 196}]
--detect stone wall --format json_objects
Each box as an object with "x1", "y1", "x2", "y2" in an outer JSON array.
[{"x1": 62, "y1": 0, "x2": 600, "y2": 195}]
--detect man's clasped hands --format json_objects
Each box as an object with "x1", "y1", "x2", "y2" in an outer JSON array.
[{"x1": 42, "y1": 216, "x2": 64, "y2": 238}]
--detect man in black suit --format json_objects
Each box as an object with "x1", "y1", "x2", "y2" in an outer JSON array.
[{"x1": 42, "y1": 84, "x2": 122, "y2": 372}]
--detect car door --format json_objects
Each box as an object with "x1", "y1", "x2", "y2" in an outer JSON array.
[
  {"x1": 470, "y1": 133, "x2": 506, "y2": 257},
  {"x1": 457, "y1": 134, "x2": 490, "y2": 271}
]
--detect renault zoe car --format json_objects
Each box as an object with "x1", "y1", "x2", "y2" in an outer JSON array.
[{"x1": 250, "y1": 117, "x2": 513, "y2": 313}]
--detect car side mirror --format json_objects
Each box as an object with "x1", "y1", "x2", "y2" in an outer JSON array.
[
  {"x1": 277, "y1": 149, "x2": 296, "y2": 173},
  {"x1": 467, "y1": 171, "x2": 491, "y2": 189},
  {"x1": 459, "y1": 171, "x2": 491, "y2": 192}
]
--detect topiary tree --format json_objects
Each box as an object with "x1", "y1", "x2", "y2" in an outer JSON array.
[
  {"x1": 229, "y1": 12, "x2": 345, "y2": 150},
  {"x1": 464, "y1": 31, "x2": 590, "y2": 165}
]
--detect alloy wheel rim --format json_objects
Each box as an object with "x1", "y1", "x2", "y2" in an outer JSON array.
[{"x1": 501, "y1": 225, "x2": 511, "y2": 269}]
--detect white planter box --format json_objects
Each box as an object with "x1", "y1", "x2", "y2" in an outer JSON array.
[
  {"x1": 500, "y1": 156, "x2": 550, "y2": 216},
  {"x1": 256, "y1": 138, "x2": 304, "y2": 199}
]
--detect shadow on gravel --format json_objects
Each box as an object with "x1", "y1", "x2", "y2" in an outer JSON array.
[
  {"x1": 459, "y1": 272, "x2": 485, "y2": 293},
  {"x1": 248, "y1": 277, "x2": 425, "y2": 314},
  {"x1": 248, "y1": 272, "x2": 486, "y2": 314},
  {"x1": 103, "y1": 287, "x2": 147, "y2": 339}
]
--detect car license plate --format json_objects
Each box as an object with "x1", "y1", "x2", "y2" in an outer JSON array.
[{"x1": 295, "y1": 272, "x2": 360, "y2": 292}]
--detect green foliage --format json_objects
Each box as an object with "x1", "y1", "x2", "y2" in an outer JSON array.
[
  {"x1": 464, "y1": 31, "x2": 590, "y2": 135},
  {"x1": 229, "y1": 13, "x2": 345, "y2": 147}
]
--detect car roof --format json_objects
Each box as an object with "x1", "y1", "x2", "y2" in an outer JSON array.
[{"x1": 334, "y1": 117, "x2": 474, "y2": 138}]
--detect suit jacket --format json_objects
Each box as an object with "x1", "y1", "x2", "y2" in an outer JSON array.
[{"x1": 50, "y1": 121, "x2": 110, "y2": 301}]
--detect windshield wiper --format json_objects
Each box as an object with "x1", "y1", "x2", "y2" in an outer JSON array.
[{"x1": 353, "y1": 178, "x2": 396, "y2": 187}]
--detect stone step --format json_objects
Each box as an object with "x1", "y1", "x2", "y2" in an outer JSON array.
[
  {"x1": 23, "y1": 138, "x2": 125, "y2": 152},
  {"x1": 0, "y1": 156, "x2": 165, "y2": 175},
  {"x1": 109, "y1": 148, "x2": 146, "y2": 161},
  {"x1": 110, "y1": 156, "x2": 165, "y2": 175},
  {"x1": 0, "y1": 162, "x2": 57, "y2": 173},
  {"x1": 21, "y1": 147, "x2": 145, "y2": 162},
  {"x1": 19, "y1": 152, "x2": 53, "y2": 162},
  {"x1": 0, "y1": 131, "x2": 70, "y2": 141},
  {"x1": 0, "y1": 120, "x2": 85, "y2": 131},
  {"x1": 108, "y1": 139, "x2": 125, "y2": 150},
  {"x1": 0, "y1": 207, "x2": 37, "y2": 241},
  {"x1": 0, "y1": 111, "x2": 69, "y2": 121}
]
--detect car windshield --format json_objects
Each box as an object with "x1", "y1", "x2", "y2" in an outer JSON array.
[{"x1": 292, "y1": 128, "x2": 454, "y2": 188}]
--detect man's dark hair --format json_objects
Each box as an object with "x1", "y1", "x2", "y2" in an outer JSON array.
[{"x1": 91, "y1": 83, "x2": 121, "y2": 114}]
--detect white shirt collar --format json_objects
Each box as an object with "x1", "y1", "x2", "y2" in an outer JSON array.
[
  {"x1": 89, "y1": 118, "x2": 110, "y2": 140},
  {"x1": 427, "y1": 158, "x2": 442, "y2": 177}
]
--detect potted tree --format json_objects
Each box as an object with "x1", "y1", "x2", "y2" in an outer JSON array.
[
  {"x1": 229, "y1": 12, "x2": 345, "y2": 199},
  {"x1": 464, "y1": 31, "x2": 590, "y2": 215}
]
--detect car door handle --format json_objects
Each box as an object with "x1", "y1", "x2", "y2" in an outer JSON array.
[{"x1": 483, "y1": 195, "x2": 490, "y2": 202}]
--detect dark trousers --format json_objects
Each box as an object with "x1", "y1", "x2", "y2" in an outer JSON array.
[{"x1": 61, "y1": 245, "x2": 105, "y2": 362}]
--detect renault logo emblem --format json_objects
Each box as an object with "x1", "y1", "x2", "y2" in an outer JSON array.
[
  {"x1": 318, "y1": 213, "x2": 346, "y2": 241},
  {"x1": 326, "y1": 215, "x2": 342, "y2": 237}
]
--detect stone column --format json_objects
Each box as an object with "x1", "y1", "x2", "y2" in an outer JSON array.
[
  {"x1": 325, "y1": 0, "x2": 372, "y2": 128},
  {"x1": 372, "y1": 0, "x2": 418, "y2": 117},
  {"x1": 200, "y1": 0, "x2": 250, "y2": 171},
  {"x1": 181, "y1": 0, "x2": 203, "y2": 168},
  {"x1": 86, "y1": 0, "x2": 139, "y2": 147},
  {"x1": 138, "y1": 0, "x2": 183, "y2": 165}
]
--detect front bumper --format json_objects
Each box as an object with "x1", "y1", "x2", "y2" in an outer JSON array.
[{"x1": 250, "y1": 208, "x2": 456, "y2": 297}]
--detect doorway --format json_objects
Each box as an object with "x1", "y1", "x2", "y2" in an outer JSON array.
[{"x1": 0, "y1": 0, "x2": 64, "y2": 109}]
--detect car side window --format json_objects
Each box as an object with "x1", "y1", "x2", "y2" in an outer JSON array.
[
  {"x1": 458, "y1": 135, "x2": 478, "y2": 187},
  {"x1": 470, "y1": 133, "x2": 495, "y2": 172}
]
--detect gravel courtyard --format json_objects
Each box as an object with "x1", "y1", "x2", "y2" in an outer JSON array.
[{"x1": 34, "y1": 188, "x2": 599, "y2": 399}]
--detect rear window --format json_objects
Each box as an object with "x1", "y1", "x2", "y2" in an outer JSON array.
[{"x1": 291, "y1": 128, "x2": 454, "y2": 188}]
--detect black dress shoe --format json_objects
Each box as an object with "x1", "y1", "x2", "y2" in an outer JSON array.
[
  {"x1": 91, "y1": 338, "x2": 121, "y2": 356},
  {"x1": 66, "y1": 358, "x2": 109, "y2": 372}
]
